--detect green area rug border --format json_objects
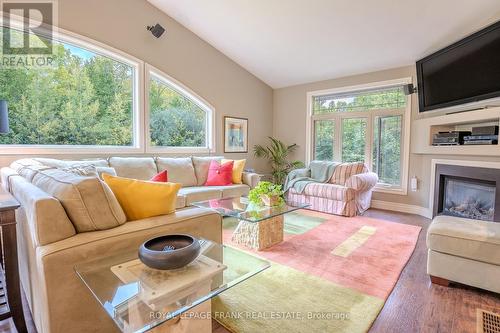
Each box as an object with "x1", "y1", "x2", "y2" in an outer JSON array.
[{"x1": 213, "y1": 259, "x2": 385, "y2": 333}]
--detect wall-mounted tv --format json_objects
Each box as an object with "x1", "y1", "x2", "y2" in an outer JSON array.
[{"x1": 416, "y1": 20, "x2": 500, "y2": 113}]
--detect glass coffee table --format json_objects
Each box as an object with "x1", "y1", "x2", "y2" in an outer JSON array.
[
  {"x1": 192, "y1": 197, "x2": 309, "y2": 250},
  {"x1": 75, "y1": 240, "x2": 269, "y2": 333}
]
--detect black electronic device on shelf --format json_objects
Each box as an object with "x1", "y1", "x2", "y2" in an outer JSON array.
[
  {"x1": 463, "y1": 125, "x2": 499, "y2": 145},
  {"x1": 432, "y1": 131, "x2": 471, "y2": 146}
]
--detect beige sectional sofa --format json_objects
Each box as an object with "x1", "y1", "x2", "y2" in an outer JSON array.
[{"x1": 0, "y1": 156, "x2": 260, "y2": 333}]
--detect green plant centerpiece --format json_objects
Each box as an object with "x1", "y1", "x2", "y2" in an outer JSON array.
[
  {"x1": 248, "y1": 181, "x2": 285, "y2": 207},
  {"x1": 253, "y1": 137, "x2": 305, "y2": 185}
]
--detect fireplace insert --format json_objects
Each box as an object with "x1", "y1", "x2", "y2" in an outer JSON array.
[
  {"x1": 443, "y1": 177, "x2": 495, "y2": 221},
  {"x1": 433, "y1": 164, "x2": 500, "y2": 222}
]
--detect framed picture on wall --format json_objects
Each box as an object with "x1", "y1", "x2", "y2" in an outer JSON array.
[{"x1": 224, "y1": 116, "x2": 248, "y2": 153}]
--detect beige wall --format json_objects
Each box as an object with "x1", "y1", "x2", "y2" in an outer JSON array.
[
  {"x1": 0, "y1": 0, "x2": 273, "y2": 171},
  {"x1": 3, "y1": 0, "x2": 498, "y2": 209},
  {"x1": 273, "y1": 65, "x2": 500, "y2": 208}
]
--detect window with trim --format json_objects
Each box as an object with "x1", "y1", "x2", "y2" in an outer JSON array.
[
  {"x1": 310, "y1": 83, "x2": 409, "y2": 192},
  {"x1": 0, "y1": 23, "x2": 214, "y2": 154},
  {"x1": 0, "y1": 27, "x2": 136, "y2": 146},
  {"x1": 148, "y1": 71, "x2": 213, "y2": 151}
]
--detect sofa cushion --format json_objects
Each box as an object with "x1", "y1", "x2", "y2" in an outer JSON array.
[
  {"x1": 192, "y1": 156, "x2": 223, "y2": 185},
  {"x1": 31, "y1": 168, "x2": 127, "y2": 233},
  {"x1": 156, "y1": 157, "x2": 197, "y2": 187},
  {"x1": 291, "y1": 183, "x2": 354, "y2": 201},
  {"x1": 176, "y1": 195, "x2": 186, "y2": 209},
  {"x1": 108, "y1": 157, "x2": 157, "y2": 180},
  {"x1": 427, "y1": 215, "x2": 500, "y2": 265},
  {"x1": 205, "y1": 184, "x2": 249, "y2": 198},
  {"x1": 178, "y1": 186, "x2": 223, "y2": 205},
  {"x1": 330, "y1": 162, "x2": 367, "y2": 185},
  {"x1": 102, "y1": 174, "x2": 181, "y2": 220}
]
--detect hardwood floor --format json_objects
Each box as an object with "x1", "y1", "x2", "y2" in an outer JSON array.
[
  {"x1": 365, "y1": 209, "x2": 500, "y2": 333},
  {"x1": 213, "y1": 209, "x2": 500, "y2": 333},
  {"x1": 0, "y1": 286, "x2": 36, "y2": 333},
  {"x1": 2, "y1": 209, "x2": 499, "y2": 333}
]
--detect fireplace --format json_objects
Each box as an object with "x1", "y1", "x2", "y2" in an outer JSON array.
[
  {"x1": 433, "y1": 164, "x2": 500, "y2": 222},
  {"x1": 442, "y1": 177, "x2": 495, "y2": 221}
]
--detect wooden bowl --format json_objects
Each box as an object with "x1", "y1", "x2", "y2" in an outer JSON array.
[{"x1": 138, "y1": 234, "x2": 201, "y2": 270}]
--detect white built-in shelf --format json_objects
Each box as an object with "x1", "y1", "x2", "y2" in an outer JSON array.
[{"x1": 411, "y1": 107, "x2": 500, "y2": 156}]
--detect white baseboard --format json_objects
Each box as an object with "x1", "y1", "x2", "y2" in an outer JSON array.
[{"x1": 371, "y1": 200, "x2": 433, "y2": 219}]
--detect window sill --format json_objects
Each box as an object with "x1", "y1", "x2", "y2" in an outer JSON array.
[
  {"x1": 373, "y1": 185, "x2": 407, "y2": 196},
  {"x1": 146, "y1": 146, "x2": 216, "y2": 154},
  {"x1": 0, "y1": 145, "x2": 144, "y2": 155},
  {"x1": 0, "y1": 145, "x2": 218, "y2": 155}
]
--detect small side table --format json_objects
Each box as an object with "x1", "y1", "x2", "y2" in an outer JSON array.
[{"x1": 0, "y1": 188, "x2": 27, "y2": 333}]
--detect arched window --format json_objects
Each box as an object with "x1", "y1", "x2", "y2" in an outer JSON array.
[
  {"x1": 0, "y1": 21, "x2": 214, "y2": 154},
  {"x1": 147, "y1": 67, "x2": 214, "y2": 153},
  {"x1": 0, "y1": 25, "x2": 141, "y2": 153}
]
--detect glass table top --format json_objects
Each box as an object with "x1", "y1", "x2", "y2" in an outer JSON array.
[
  {"x1": 191, "y1": 197, "x2": 309, "y2": 222},
  {"x1": 75, "y1": 240, "x2": 270, "y2": 333}
]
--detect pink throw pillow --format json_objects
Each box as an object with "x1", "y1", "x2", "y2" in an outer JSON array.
[
  {"x1": 205, "y1": 160, "x2": 234, "y2": 186},
  {"x1": 150, "y1": 170, "x2": 168, "y2": 182}
]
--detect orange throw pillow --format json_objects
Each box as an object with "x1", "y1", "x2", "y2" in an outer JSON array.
[{"x1": 102, "y1": 174, "x2": 181, "y2": 220}]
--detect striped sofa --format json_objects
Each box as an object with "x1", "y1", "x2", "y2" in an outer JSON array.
[{"x1": 287, "y1": 162, "x2": 378, "y2": 217}]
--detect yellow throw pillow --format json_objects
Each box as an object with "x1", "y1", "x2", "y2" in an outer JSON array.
[
  {"x1": 102, "y1": 174, "x2": 181, "y2": 221},
  {"x1": 222, "y1": 159, "x2": 246, "y2": 184}
]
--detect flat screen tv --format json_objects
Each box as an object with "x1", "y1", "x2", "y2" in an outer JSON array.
[{"x1": 416, "y1": 20, "x2": 500, "y2": 112}]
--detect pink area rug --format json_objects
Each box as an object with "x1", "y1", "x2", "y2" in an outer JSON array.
[{"x1": 223, "y1": 209, "x2": 421, "y2": 299}]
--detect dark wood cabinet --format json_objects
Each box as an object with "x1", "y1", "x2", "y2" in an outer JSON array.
[{"x1": 0, "y1": 188, "x2": 27, "y2": 333}]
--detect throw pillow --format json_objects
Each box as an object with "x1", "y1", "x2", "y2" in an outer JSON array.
[
  {"x1": 102, "y1": 174, "x2": 181, "y2": 220},
  {"x1": 151, "y1": 170, "x2": 168, "y2": 182},
  {"x1": 192, "y1": 156, "x2": 223, "y2": 185},
  {"x1": 221, "y1": 159, "x2": 246, "y2": 184},
  {"x1": 205, "y1": 160, "x2": 234, "y2": 186}
]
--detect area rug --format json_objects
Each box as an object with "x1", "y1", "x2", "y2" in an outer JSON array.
[{"x1": 214, "y1": 209, "x2": 421, "y2": 333}]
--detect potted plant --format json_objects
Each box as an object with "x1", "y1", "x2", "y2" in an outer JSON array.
[
  {"x1": 253, "y1": 137, "x2": 305, "y2": 185},
  {"x1": 248, "y1": 181, "x2": 285, "y2": 207}
]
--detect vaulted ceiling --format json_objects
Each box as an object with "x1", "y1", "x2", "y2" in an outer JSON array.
[{"x1": 148, "y1": 0, "x2": 500, "y2": 88}]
